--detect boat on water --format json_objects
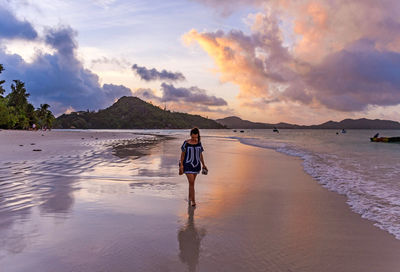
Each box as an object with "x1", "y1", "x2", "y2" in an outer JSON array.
[
  {"x1": 273, "y1": 127, "x2": 279, "y2": 133},
  {"x1": 370, "y1": 133, "x2": 400, "y2": 142},
  {"x1": 370, "y1": 137, "x2": 400, "y2": 142}
]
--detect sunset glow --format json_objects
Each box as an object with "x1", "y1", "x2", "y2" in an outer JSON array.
[{"x1": 1, "y1": 0, "x2": 400, "y2": 124}]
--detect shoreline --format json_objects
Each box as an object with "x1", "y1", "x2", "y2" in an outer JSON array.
[
  {"x1": 1, "y1": 131, "x2": 400, "y2": 271},
  {"x1": 232, "y1": 131, "x2": 400, "y2": 242}
]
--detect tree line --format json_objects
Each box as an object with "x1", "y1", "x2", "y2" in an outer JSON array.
[{"x1": 0, "y1": 64, "x2": 55, "y2": 130}]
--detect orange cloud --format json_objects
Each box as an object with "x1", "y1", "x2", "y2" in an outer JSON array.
[
  {"x1": 184, "y1": 29, "x2": 271, "y2": 99},
  {"x1": 184, "y1": 10, "x2": 299, "y2": 108},
  {"x1": 186, "y1": 0, "x2": 400, "y2": 118}
]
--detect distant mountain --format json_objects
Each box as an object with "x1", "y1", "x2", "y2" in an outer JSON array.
[
  {"x1": 216, "y1": 116, "x2": 301, "y2": 129},
  {"x1": 216, "y1": 116, "x2": 268, "y2": 129},
  {"x1": 216, "y1": 116, "x2": 400, "y2": 129},
  {"x1": 311, "y1": 118, "x2": 400, "y2": 129},
  {"x1": 54, "y1": 96, "x2": 225, "y2": 129}
]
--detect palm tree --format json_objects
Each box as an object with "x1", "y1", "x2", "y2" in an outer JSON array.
[
  {"x1": 36, "y1": 103, "x2": 54, "y2": 129},
  {"x1": 5, "y1": 80, "x2": 31, "y2": 129},
  {"x1": 26, "y1": 103, "x2": 37, "y2": 129},
  {"x1": 39, "y1": 103, "x2": 50, "y2": 116},
  {"x1": 0, "y1": 64, "x2": 5, "y2": 96},
  {"x1": 44, "y1": 106, "x2": 55, "y2": 129},
  {"x1": 7, "y1": 80, "x2": 30, "y2": 110}
]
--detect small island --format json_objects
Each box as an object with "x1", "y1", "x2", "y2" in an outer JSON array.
[{"x1": 54, "y1": 96, "x2": 225, "y2": 129}]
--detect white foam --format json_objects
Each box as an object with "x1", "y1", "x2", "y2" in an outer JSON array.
[{"x1": 232, "y1": 135, "x2": 400, "y2": 240}]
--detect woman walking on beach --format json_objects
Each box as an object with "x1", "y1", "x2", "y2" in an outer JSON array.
[{"x1": 180, "y1": 128, "x2": 207, "y2": 207}]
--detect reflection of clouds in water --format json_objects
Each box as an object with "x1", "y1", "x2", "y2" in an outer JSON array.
[
  {"x1": 136, "y1": 140, "x2": 179, "y2": 177},
  {"x1": 0, "y1": 209, "x2": 34, "y2": 259},
  {"x1": 157, "y1": 141, "x2": 180, "y2": 168},
  {"x1": 0, "y1": 135, "x2": 179, "y2": 261},
  {"x1": 39, "y1": 176, "x2": 77, "y2": 214},
  {"x1": 0, "y1": 162, "x2": 78, "y2": 259},
  {"x1": 110, "y1": 137, "x2": 179, "y2": 177},
  {"x1": 0, "y1": 152, "x2": 98, "y2": 259},
  {"x1": 0, "y1": 135, "x2": 148, "y2": 216},
  {"x1": 178, "y1": 206, "x2": 206, "y2": 272},
  {"x1": 0, "y1": 161, "x2": 79, "y2": 215}
]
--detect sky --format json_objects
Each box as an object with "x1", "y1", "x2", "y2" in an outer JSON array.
[{"x1": 1, "y1": 0, "x2": 400, "y2": 124}]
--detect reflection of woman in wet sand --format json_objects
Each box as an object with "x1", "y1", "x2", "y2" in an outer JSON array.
[
  {"x1": 178, "y1": 206, "x2": 206, "y2": 272},
  {"x1": 180, "y1": 128, "x2": 207, "y2": 207}
]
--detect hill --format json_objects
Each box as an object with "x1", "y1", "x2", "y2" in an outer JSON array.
[
  {"x1": 54, "y1": 96, "x2": 225, "y2": 129},
  {"x1": 216, "y1": 116, "x2": 400, "y2": 129},
  {"x1": 310, "y1": 118, "x2": 400, "y2": 129},
  {"x1": 216, "y1": 116, "x2": 301, "y2": 129}
]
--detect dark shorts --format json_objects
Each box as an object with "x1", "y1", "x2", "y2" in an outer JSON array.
[{"x1": 183, "y1": 163, "x2": 201, "y2": 174}]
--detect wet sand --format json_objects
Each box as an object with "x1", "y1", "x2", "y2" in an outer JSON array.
[
  {"x1": 1, "y1": 131, "x2": 400, "y2": 271},
  {"x1": 0, "y1": 129, "x2": 157, "y2": 162}
]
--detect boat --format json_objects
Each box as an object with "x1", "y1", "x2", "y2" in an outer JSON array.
[
  {"x1": 233, "y1": 130, "x2": 237, "y2": 132},
  {"x1": 273, "y1": 127, "x2": 279, "y2": 133},
  {"x1": 341, "y1": 129, "x2": 347, "y2": 134},
  {"x1": 370, "y1": 137, "x2": 400, "y2": 142},
  {"x1": 240, "y1": 130, "x2": 244, "y2": 133}
]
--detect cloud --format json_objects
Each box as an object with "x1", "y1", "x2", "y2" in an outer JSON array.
[
  {"x1": 132, "y1": 64, "x2": 186, "y2": 82},
  {"x1": 102, "y1": 83, "x2": 132, "y2": 101},
  {"x1": 160, "y1": 83, "x2": 227, "y2": 106},
  {"x1": 0, "y1": 6, "x2": 227, "y2": 118},
  {"x1": 91, "y1": 57, "x2": 130, "y2": 69},
  {"x1": 132, "y1": 88, "x2": 160, "y2": 101},
  {"x1": 0, "y1": 24, "x2": 131, "y2": 115},
  {"x1": 132, "y1": 83, "x2": 228, "y2": 107},
  {"x1": 185, "y1": 0, "x2": 400, "y2": 112},
  {"x1": 303, "y1": 39, "x2": 400, "y2": 111},
  {"x1": 131, "y1": 84, "x2": 232, "y2": 116},
  {"x1": 0, "y1": 6, "x2": 38, "y2": 40},
  {"x1": 45, "y1": 27, "x2": 77, "y2": 57},
  {"x1": 166, "y1": 100, "x2": 235, "y2": 117},
  {"x1": 183, "y1": 12, "x2": 297, "y2": 102}
]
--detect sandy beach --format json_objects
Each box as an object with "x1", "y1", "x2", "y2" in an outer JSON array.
[
  {"x1": 0, "y1": 129, "x2": 160, "y2": 162},
  {"x1": 1, "y1": 130, "x2": 400, "y2": 272}
]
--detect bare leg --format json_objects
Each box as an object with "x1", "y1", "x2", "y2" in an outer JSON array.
[
  {"x1": 185, "y1": 173, "x2": 193, "y2": 202},
  {"x1": 186, "y1": 173, "x2": 197, "y2": 205},
  {"x1": 192, "y1": 174, "x2": 197, "y2": 204}
]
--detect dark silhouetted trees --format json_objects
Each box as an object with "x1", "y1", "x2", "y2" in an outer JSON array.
[
  {"x1": 0, "y1": 64, "x2": 54, "y2": 130},
  {"x1": 36, "y1": 103, "x2": 55, "y2": 129}
]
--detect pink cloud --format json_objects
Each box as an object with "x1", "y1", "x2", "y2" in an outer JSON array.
[{"x1": 186, "y1": 0, "x2": 400, "y2": 113}]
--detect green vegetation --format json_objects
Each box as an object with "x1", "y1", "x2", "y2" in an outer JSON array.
[
  {"x1": 0, "y1": 64, "x2": 55, "y2": 130},
  {"x1": 55, "y1": 96, "x2": 225, "y2": 129}
]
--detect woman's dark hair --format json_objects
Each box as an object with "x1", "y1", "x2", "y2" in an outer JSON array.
[{"x1": 190, "y1": 127, "x2": 200, "y2": 143}]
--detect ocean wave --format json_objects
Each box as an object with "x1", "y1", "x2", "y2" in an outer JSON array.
[{"x1": 231, "y1": 135, "x2": 400, "y2": 240}]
